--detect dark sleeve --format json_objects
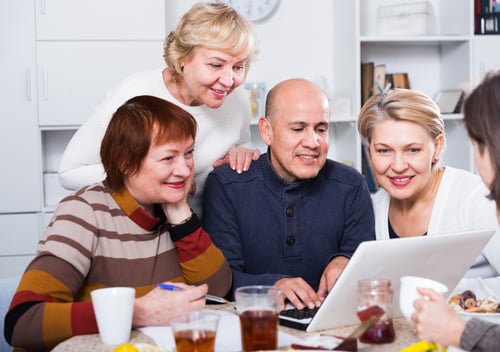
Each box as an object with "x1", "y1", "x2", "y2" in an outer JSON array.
[
  {"x1": 461, "y1": 317, "x2": 500, "y2": 351},
  {"x1": 335, "y1": 176, "x2": 376, "y2": 259},
  {"x1": 202, "y1": 172, "x2": 287, "y2": 297}
]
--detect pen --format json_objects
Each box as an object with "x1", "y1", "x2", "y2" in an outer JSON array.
[{"x1": 157, "y1": 283, "x2": 228, "y2": 304}]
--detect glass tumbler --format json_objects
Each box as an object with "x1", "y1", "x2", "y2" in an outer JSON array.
[{"x1": 357, "y1": 278, "x2": 395, "y2": 344}]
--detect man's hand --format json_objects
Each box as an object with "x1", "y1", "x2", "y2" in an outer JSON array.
[
  {"x1": 317, "y1": 256, "x2": 349, "y2": 297},
  {"x1": 274, "y1": 277, "x2": 324, "y2": 311},
  {"x1": 212, "y1": 146, "x2": 260, "y2": 173}
]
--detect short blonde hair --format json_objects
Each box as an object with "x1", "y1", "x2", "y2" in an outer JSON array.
[
  {"x1": 164, "y1": 2, "x2": 258, "y2": 77},
  {"x1": 357, "y1": 89, "x2": 445, "y2": 146}
]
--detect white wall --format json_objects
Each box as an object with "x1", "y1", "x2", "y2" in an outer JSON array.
[{"x1": 166, "y1": 1, "x2": 336, "y2": 97}]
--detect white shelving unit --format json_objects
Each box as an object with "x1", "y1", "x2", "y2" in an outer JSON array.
[{"x1": 332, "y1": 0, "x2": 481, "y2": 173}]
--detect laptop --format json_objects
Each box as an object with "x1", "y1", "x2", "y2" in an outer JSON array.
[{"x1": 278, "y1": 229, "x2": 495, "y2": 331}]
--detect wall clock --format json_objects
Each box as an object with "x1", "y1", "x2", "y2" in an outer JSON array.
[{"x1": 219, "y1": 0, "x2": 280, "y2": 22}]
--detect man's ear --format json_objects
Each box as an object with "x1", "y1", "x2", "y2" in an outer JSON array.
[{"x1": 258, "y1": 117, "x2": 272, "y2": 146}]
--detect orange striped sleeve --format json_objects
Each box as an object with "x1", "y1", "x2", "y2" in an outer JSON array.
[
  {"x1": 178, "y1": 243, "x2": 227, "y2": 283},
  {"x1": 174, "y1": 227, "x2": 212, "y2": 263}
]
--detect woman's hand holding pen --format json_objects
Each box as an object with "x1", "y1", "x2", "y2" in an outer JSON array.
[
  {"x1": 158, "y1": 283, "x2": 228, "y2": 304},
  {"x1": 132, "y1": 282, "x2": 208, "y2": 327}
]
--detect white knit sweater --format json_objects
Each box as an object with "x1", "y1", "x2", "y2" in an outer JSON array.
[{"x1": 58, "y1": 68, "x2": 253, "y2": 215}]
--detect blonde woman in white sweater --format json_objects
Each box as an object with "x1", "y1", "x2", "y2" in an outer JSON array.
[{"x1": 59, "y1": 2, "x2": 260, "y2": 215}]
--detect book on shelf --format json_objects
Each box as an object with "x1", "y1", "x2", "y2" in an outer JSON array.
[
  {"x1": 476, "y1": 0, "x2": 500, "y2": 33},
  {"x1": 392, "y1": 73, "x2": 410, "y2": 89},
  {"x1": 362, "y1": 62, "x2": 411, "y2": 106},
  {"x1": 361, "y1": 62, "x2": 374, "y2": 105},
  {"x1": 484, "y1": 0, "x2": 491, "y2": 13},
  {"x1": 476, "y1": 0, "x2": 483, "y2": 33},
  {"x1": 494, "y1": 0, "x2": 500, "y2": 12},
  {"x1": 361, "y1": 145, "x2": 379, "y2": 193},
  {"x1": 482, "y1": 0, "x2": 500, "y2": 13},
  {"x1": 479, "y1": 13, "x2": 500, "y2": 33},
  {"x1": 373, "y1": 64, "x2": 386, "y2": 93},
  {"x1": 386, "y1": 73, "x2": 394, "y2": 89}
]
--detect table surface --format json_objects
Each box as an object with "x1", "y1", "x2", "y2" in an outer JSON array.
[{"x1": 52, "y1": 303, "x2": 420, "y2": 351}]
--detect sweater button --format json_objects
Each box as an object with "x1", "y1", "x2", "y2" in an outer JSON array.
[
  {"x1": 286, "y1": 236, "x2": 295, "y2": 246},
  {"x1": 286, "y1": 207, "x2": 294, "y2": 217}
]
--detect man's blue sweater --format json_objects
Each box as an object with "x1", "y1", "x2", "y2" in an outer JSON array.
[{"x1": 202, "y1": 153, "x2": 375, "y2": 296}]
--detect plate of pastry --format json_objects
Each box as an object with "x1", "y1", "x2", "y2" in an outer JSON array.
[{"x1": 449, "y1": 289, "x2": 500, "y2": 324}]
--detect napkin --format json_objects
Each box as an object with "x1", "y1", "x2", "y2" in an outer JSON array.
[
  {"x1": 292, "y1": 333, "x2": 344, "y2": 349},
  {"x1": 138, "y1": 309, "x2": 300, "y2": 351}
]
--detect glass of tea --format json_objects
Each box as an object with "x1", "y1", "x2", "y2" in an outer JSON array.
[
  {"x1": 169, "y1": 311, "x2": 220, "y2": 352},
  {"x1": 357, "y1": 278, "x2": 395, "y2": 344},
  {"x1": 234, "y1": 285, "x2": 281, "y2": 351}
]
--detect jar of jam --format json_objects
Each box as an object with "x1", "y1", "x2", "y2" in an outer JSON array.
[{"x1": 357, "y1": 278, "x2": 395, "y2": 344}]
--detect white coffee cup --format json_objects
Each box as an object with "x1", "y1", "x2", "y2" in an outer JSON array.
[
  {"x1": 91, "y1": 287, "x2": 135, "y2": 345},
  {"x1": 399, "y1": 276, "x2": 448, "y2": 322}
]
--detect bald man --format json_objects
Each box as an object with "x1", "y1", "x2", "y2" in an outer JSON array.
[{"x1": 203, "y1": 78, "x2": 375, "y2": 310}]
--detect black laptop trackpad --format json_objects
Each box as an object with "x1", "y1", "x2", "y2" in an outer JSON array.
[{"x1": 279, "y1": 307, "x2": 319, "y2": 330}]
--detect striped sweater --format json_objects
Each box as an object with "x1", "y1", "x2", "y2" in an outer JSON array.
[{"x1": 4, "y1": 182, "x2": 231, "y2": 351}]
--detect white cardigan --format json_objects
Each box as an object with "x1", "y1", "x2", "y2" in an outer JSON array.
[{"x1": 372, "y1": 166, "x2": 500, "y2": 278}]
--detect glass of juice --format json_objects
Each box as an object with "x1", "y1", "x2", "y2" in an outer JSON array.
[
  {"x1": 357, "y1": 278, "x2": 395, "y2": 344},
  {"x1": 235, "y1": 285, "x2": 281, "y2": 351},
  {"x1": 170, "y1": 311, "x2": 220, "y2": 352}
]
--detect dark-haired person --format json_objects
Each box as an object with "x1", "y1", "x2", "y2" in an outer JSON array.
[
  {"x1": 4, "y1": 95, "x2": 231, "y2": 351},
  {"x1": 411, "y1": 71, "x2": 500, "y2": 351},
  {"x1": 203, "y1": 78, "x2": 375, "y2": 310}
]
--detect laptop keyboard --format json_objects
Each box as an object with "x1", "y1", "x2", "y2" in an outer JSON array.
[{"x1": 279, "y1": 306, "x2": 319, "y2": 330}]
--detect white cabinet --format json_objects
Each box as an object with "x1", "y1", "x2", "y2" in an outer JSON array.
[
  {"x1": 0, "y1": 0, "x2": 168, "y2": 277},
  {"x1": 37, "y1": 41, "x2": 164, "y2": 126},
  {"x1": 332, "y1": 0, "x2": 479, "y2": 173},
  {"x1": 0, "y1": 0, "x2": 42, "y2": 214},
  {"x1": 35, "y1": 0, "x2": 168, "y2": 212},
  {"x1": 34, "y1": 0, "x2": 166, "y2": 128},
  {"x1": 0, "y1": 0, "x2": 42, "y2": 277},
  {"x1": 34, "y1": 0, "x2": 166, "y2": 40},
  {"x1": 0, "y1": 214, "x2": 40, "y2": 278}
]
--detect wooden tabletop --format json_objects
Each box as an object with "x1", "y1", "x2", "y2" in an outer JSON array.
[{"x1": 52, "y1": 303, "x2": 420, "y2": 351}]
